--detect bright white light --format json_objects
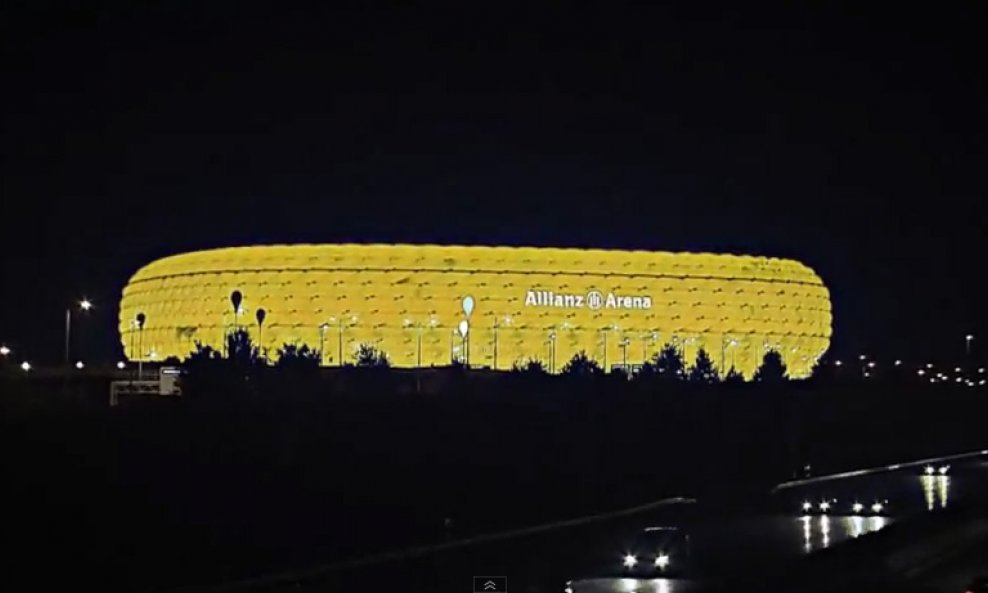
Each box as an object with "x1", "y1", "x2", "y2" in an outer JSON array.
[
  {"x1": 80, "y1": 299, "x2": 93, "y2": 311},
  {"x1": 938, "y1": 465, "x2": 949, "y2": 475},
  {"x1": 623, "y1": 554, "x2": 637, "y2": 568},
  {"x1": 834, "y1": 359, "x2": 842, "y2": 366},
  {"x1": 979, "y1": 368, "x2": 985, "y2": 374},
  {"x1": 955, "y1": 377, "x2": 963, "y2": 383},
  {"x1": 924, "y1": 465, "x2": 935, "y2": 475},
  {"x1": 917, "y1": 369, "x2": 925, "y2": 376},
  {"x1": 954, "y1": 367, "x2": 962, "y2": 372},
  {"x1": 894, "y1": 359, "x2": 902, "y2": 366},
  {"x1": 859, "y1": 354, "x2": 867, "y2": 360},
  {"x1": 852, "y1": 502, "x2": 864, "y2": 513},
  {"x1": 801, "y1": 501, "x2": 812, "y2": 512},
  {"x1": 819, "y1": 501, "x2": 831, "y2": 512},
  {"x1": 116, "y1": 361, "x2": 126, "y2": 369},
  {"x1": 871, "y1": 502, "x2": 884, "y2": 514},
  {"x1": 926, "y1": 363, "x2": 933, "y2": 368},
  {"x1": 655, "y1": 554, "x2": 670, "y2": 569},
  {"x1": 20, "y1": 361, "x2": 31, "y2": 372},
  {"x1": 0, "y1": 345, "x2": 10, "y2": 356},
  {"x1": 868, "y1": 361, "x2": 876, "y2": 368},
  {"x1": 458, "y1": 320, "x2": 469, "y2": 338},
  {"x1": 75, "y1": 361, "x2": 84, "y2": 370}
]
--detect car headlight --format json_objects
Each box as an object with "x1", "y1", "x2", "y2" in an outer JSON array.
[
  {"x1": 852, "y1": 502, "x2": 864, "y2": 513},
  {"x1": 924, "y1": 465, "x2": 935, "y2": 475},
  {"x1": 819, "y1": 501, "x2": 830, "y2": 512},
  {"x1": 938, "y1": 465, "x2": 949, "y2": 475},
  {"x1": 871, "y1": 502, "x2": 884, "y2": 513},
  {"x1": 655, "y1": 554, "x2": 670, "y2": 569},
  {"x1": 623, "y1": 554, "x2": 637, "y2": 568},
  {"x1": 801, "y1": 501, "x2": 812, "y2": 512}
]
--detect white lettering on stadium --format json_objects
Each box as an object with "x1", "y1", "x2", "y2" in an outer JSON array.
[{"x1": 524, "y1": 290, "x2": 652, "y2": 310}]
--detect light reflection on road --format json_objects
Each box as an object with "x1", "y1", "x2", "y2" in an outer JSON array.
[
  {"x1": 571, "y1": 577, "x2": 694, "y2": 593},
  {"x1": 800, "y1": 513, "x2": 888, "y2": 553},
  {"x1": 921, "y1": 475, "x2": 950, "y2": 511}
]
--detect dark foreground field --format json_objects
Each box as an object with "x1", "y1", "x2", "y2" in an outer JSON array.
[{"x1": 1, "y1": 371, "x2": 985, "y2": 592}]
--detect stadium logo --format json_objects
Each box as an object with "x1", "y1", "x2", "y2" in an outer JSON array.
[
  {"x1": 524, "y1": 290, "x2": 651, "y2": 310},
  {"x1": 586, "y1": 290, "x2": 604, "y2": 310}
]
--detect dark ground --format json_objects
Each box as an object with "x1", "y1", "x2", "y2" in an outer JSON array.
[{"x1": 1, "y1": 371, "x2": 986, "y2": 592}]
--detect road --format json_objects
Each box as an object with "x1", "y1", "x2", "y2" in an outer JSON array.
[{"x1": 205, "y1": 454, "x2": 988, "y2": 593}]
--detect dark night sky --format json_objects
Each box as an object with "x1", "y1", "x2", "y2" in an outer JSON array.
[{"x1": 1, "y1": 2, "x2": 985, "y2": 364}]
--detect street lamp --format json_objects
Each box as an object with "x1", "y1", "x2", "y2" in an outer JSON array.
[
  {"x1": 21, "y1": 361, "x2": 31, "y2": 372},
  {"x1": 966, "y1": 334, "x2": 975, "y2": 357},
  {"x1": 64, "y1": 298, "x2": 93, "y2": 367},
  {"x1": 0, "y1": 345, "x2": 10, "y2": 356}
]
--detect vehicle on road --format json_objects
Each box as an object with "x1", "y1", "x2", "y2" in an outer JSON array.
[{"x1": 620, "y1": 526, "x2": 691, "y2": 578}]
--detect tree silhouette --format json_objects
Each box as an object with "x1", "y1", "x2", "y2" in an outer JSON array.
[
  {"x1": 561, "y1": 350, "x2": 603, "y2": 376},
  {"x1": 355, "y1": 344, "x2": 390, "y2": 368},
  {"x1": 186, "y1": 341, "x2": 222, "y2": 364},
  {"x1": 723, "y1": 366, "x2": 745, "y2": 385},
  {"x1": 644, "y1": 343, "x2": 685, "y2": 380},
  {"x1": 226, "y1": 329, "x2": 262, "y2": 367},
  {"x1": 512, "y1": 358, "x2": 547, "y2": 374},
  {"x1": 753, "y1": 350, "x2": 788, "y2": 383},
  {"x1": 688, "y1": 348, "x2": 719, "y2": 383},
  {"x1": 275, "y1": 343, "x2": 321, "y2": 371}
]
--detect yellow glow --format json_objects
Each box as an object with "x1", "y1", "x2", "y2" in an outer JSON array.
[{"x1": 118, "y1": 244, "x2": 832, "y2": 375}]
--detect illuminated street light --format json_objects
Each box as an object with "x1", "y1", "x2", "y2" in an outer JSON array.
[
  {"x1": 834, "y1": 359, "x2": 842, "y2": 366},
  {"x1": 75, "y1": 361, "x2": 84, "y2": 370},
  {"x1": 801, "y1": 501, "x2": 812, "y2": 512},
  {"x1": 871, "y1": 502, "x2": 884, "y2": 514},
  {"x1": 966, "y1": 334, "x2": 974, "y2": 357},
  {"x1": 867, "y1": 361, "x2": 876, "y2": 368},
  {"x1": 117, "y1": 361, "x2": 126, "y2": 370},
  {"x1": 859, "y1": 354, "x2": 867, "y2": 361},
  {"x1": 924, "y1": 465, "x2": 935, "y2": 475},
  {"x1": 894, "y1": 359, "x2": 902, "y2": 366},
  {"x1": 917, "y1": 369, "x2": 925, "y2": 376},
  {"x1": 65, "y1": 298, "x2": 94, "y2": 366},
  {"x1": 954, "y1": 367, "x2": 962, "y2": 373},
  {"x1": 926, "y1": 363, "x2": 933, "y2": 369},
  {"x1": 819, "y1": 501, "x2": 831, "y2": 512},
  {"x1": 0, "y1": 345, "x2": 10, "y2": 356},
  {"x1": 20, "y1": 361, "x2": 31, "y2": 372},
  {"x1": 623, "y1": 554, "x2": 637, "y2": 568},
  {"x1": 852, "y1": 502, "x2": 864, "y2": 514}
]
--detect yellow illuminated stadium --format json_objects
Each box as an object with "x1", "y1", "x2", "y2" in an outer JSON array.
[{"x1": 119, "y1": 244, "x2": 831, "y2": 378}]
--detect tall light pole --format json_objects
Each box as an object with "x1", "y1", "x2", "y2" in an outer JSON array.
[
  {"x1": 966, "y1": 334, "x2": 975, "y2": 358},
  {"x1": 548, "y1": 330, "x2": 557, "y2": 373},
  {"x1": 319, "y1": 323, "x2": 330, "y2": 366},
  {"x1": 135, "y1": 312, "x2": 146, "y2": 380},
  {"x1": 64, "y1": 299, "x2": 93, "y2": 367},
  {"x1": 620, "y1": 336, "x2": 630, "y2": 374}
]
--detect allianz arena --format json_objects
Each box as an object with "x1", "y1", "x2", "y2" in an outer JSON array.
[{"x1": 118, "y1": 244, "x2": 832, "y2": 377}]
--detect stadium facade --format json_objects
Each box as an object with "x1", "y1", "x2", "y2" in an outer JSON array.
[{"x1": 119, "y1": 244, "x2": 832, "y2": 377}]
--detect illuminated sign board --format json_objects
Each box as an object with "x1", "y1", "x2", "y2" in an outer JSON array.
[{"x1": 524, "y1": 289, "x2": 653, "y2": 310}]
